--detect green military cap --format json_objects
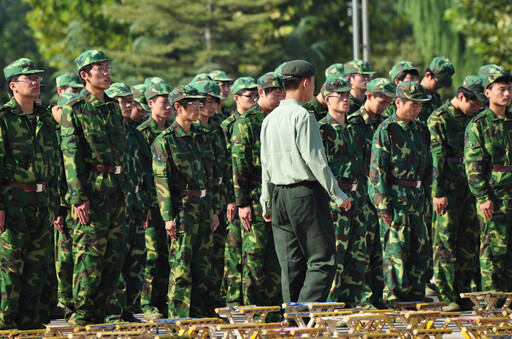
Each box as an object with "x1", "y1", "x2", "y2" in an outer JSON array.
[
  {"x1": 343, "y1": 60, "x2": 376, "y2": 75},
  {"x1": 322, "y1": 76, "x2": 351, "y2": 97},
  {"x1": 131, "y1": 84, "x2": 150, "y2": 111},
  {"x1": 56, "y1": 72, "x2": 83, "y2": 88},
  {"x1": 192, "y1": 80, "x2": 226, "y2": 99},
  {"x1": 144, "y1": 77, "x2": 165, "y2": 88},
  {"x1": 484, "y1": 68, "x2": 512, "y2": 89},
  {"x1": 231, "y1": 77, "x2": 258, "y2": 95},
  {"x1": 257, "y1": 72, "x2": 283, "y2": 89},
  {"x1": 57, "y1": 93, "x2": 79, "y2": 109},
  {"x1": 170, "y1": 85, "x2": 205, "y2": 104},
  {"x1": 209, "y1": 70, "x2": 233, "y2": 82},
  {"x1": 281, "y1": 60, "x2": 316, "y2": 78},
  {"x1": 274, "y1": 62, "x2": 287, "y2": 74},
  {"x1": 428, "y1": 56, "x2": 455, "y2": 87},
  {"x1": 396, "y1": 81, "x2": 429, "y2": 101},
  {"x1": 190, "y1": 73, "x2": 212, "y2": 84},
  {"x1": 461, "y1": 75, "x2": 488, "y2": 104},
  {"x1": 325, "y1": 63, "x2": 344, "y2": 77},
  {"x1": 389, "y1": 61, "x2": 418, "y2": 81},
  {"x1": 478, "y1": 64, "x2": 506, "y2": 81},
  {"x1": 74, "y1": 49, "x2": 112, "y2": 70},
  {"x1": 105, "y1": 82, "x2": 132, "y2": 98},
  {"x1": 3, "y1": 58, "x2": 44, "y2": 80},
  {"x1": 366, "y1": 78, "x2": 396, "y2": 98},
  {"x1": 145, "y1": 82, "x2": 173, "y2": 101}
]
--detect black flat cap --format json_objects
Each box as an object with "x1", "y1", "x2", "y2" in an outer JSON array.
[{"x1": 281, "y1": 60, "x2": 317, "y2": 78}]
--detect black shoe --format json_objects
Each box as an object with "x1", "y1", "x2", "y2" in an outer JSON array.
[{"x1": 121, "y1": 312, "x2": 141, "y2": 323}]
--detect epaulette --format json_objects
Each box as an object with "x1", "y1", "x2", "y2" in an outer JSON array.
[
  {"x1": 471, "y1": 111, "x2": 487, "y2": 123},
  {"x1": 137, "y1": 119, "x2": 150, "y2": 131},
  {"x1": 317, "y1": 116, "x2": 328, "y2": 126}
]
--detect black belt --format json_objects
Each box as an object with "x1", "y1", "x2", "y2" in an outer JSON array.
[
  {"x1": 174, "y1": 189, "x2": 207, "y2": 198},
  {"x1": 3, "y1": 180, "x2": 46, "y2": 192},
  {"x1": 389, "y1": 177, "x2": 422, "y2": 188},
  {"x1": 88, "y1": 164, "x2": 123, "y2": 174},
  {"x1": 447, "y1": 157, "x2": 464, "y2": 163}
]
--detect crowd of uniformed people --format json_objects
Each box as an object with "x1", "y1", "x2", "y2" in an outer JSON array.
[{"x1": 0, "y1": 48, "x2": 511, "y2": 330}]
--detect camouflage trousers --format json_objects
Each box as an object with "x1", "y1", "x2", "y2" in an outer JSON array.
[
  {"x1": 140, "y1": 205, "x2": 169, "y2": 315},
  {"x1": 433, "y1": 193, "x2": 478, "y2": 302},
  {"x1": 222, "y1": 218, "x2": 243, "y2": 306},
  {"x1": 72, "y1": 192, "x2": 126, "y2": 325},
  {"x1": 241, "y1": 200, "x2": 281, "y2": 307},
  {"x1": 168, "y1": 201, "x2": 213, "y2": 318},
  {"x1": 380, "y1": 205, "x2": 430, "y2": 303},
  {"x1": 327, "y1": 201, "x2": 368, "y2": 306},
  {"x1": 55, "y1": 207, "x2": 75, "y2": 320},
  {"x1": 37, "y1": 227, "x2": 58, "y2": 325},
  {"x1": 478, "y1": 198, "x2": 512, "y2": 292},
  {"x1": 0, "y1": 204, "x2": 51, "y2": 330},
  {"x1": 206, "y1": 211, "x2": 227, "y2": 314}
]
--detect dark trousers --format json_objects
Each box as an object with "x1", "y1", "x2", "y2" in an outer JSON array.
[{"x1": 272, "y1": 181, "x2": 336, "y2": 303}]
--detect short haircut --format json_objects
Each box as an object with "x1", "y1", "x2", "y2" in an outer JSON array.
[
  {"x1": 282, "y1": 76, "x2": 303, "y2": 91},
  {"x1": 395, "y1": 69, "x2": 420, "y2": 82},
  {"x1": 456, "y1": 87, "x2": 478, "y2": 101},
  {"x1": 58, "y1": 85, "x2": 71, "y2": 91},
  {"x1": 6, "y1": 75, "x2": 18, "y2": 97},
  {"x1": 78, "y1": 64, "x2": 94, "y2": 85},
  {"x1": 369, "y1": 92, "x2": 390, "y2": 99},
  {"x1": 488, "y1": 79, "x2": 512, "y2": 90},
  {"x1": 263, "y1": 87, "x2": 282, "y2": 96},
  {"x1": 235, "y1": 88, "x2": 257, "y2": 96}
]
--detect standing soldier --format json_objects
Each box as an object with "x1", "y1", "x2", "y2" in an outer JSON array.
[
  {"x1": 137, "y1": 82, "x2": 173, "y2": 320},
  {"x1": 56, "y1": 72, "x2": 83, "y2": 95},
  {"x1": 232, "y1": 72, "x2": 284, "y2": 308},
  {"x1": 60, "y1": 49, "x2": 132, "y2": 325},
  {"x1": 343, "y1": 60, "x2": 375, "y2": 116},
  {"x1": 0, "y1": 58, "x2": 60, "y2": 330},
  {"x1": 428, "y1": 76, "x2": 487, "y2": 311},
  {"x1": 382, "y1": 61, "x2": 419, "y2": 118},
  {"x1": 209, "y1": 70, "x2": 234, "y2": 120},
  {"x1": 368, "y1": 81, "x2": 432, "y2": 304},
  {"x1": 130, "y1": 84, "x2": 150, "y2": 124},
  {"x1": 465, "y1": 69, "x2": 512, "y2": 292},
  {"x1": 152, "y1": 85, "x2": 220, "y2": 318}
]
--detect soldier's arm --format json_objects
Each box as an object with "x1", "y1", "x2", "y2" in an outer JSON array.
[
  {"x1": 138, "y1": 130, "x2": 154, "y2": 208},
  {"x1": 0, "y1": 118, "x2": 6, "y2": 212},
  {"x1": 151, "y1": 135, "x2": 175, "y2": 221},
  {"x1": 368, "y1": 126, "x2": 392, "y2": 215},
  {"x1": 48, "y1": 118, "x2": 61, "y2": 217},
  {"x1": 427, "y1": 115, "x2": 447, "y2": 197},
  {"x1": 464, "y1": 119, "x2": 491, "y2": 204},
  {"x1": 232, "y1": 119, "x2": 253, "y2": 207}
]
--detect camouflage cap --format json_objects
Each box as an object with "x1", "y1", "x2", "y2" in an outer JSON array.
[
  {"x1": 322, "y1": 76, "x2": 351, "y2": 97},
  {"x1": 190, "y1": 73, "x2": 212, "y2": 84},
  {"x1": 396, "y1": 81, "x2": 429, "y2": 101},
  {"x1": 484, "y1": 68, "x2": 512, "y2": 89},
  {"x1": 57, "y1": 93, "x2": 79, "y2": 109},
  {"x1": 274, "y1": 62, "x2": 287, "y2": 74},
  {"x1": 170, "y1": 85, "x2": 205, "y2": 104},
  {"x1": 281, "y1": 60, "x2": 316, "y2": 78},
  {"x1": 209, "y1": 70, "x2": 233, "y2": 82},
  {"x1": 343, "y1": 60, "x2": 375, "y2": 75},
  {"x1": 428, "y1": 56, "x2": 455, "y2": 87},
  {"x1": 461, "y1": 75, "x2": 488, "y2": 104},
  {"x1": 389, "y1": 61, "x2": 418, "y2": 81},
  {"x1": 325, "y1": 63, "x2": 344, "y2": 77},
  {"x1": 478, "y1": 64, "x2": 506, "y2": 81},
  {"x1": 191, "y1": 80, "x2": 226, "y2": 99},
  {"x1": 3, "y1": 58, "x2": 44, "y2": 80},
  {"x1": 74, "y1": 49, "x2": 112, "y2": 70},
  {"x1": 145, "y1": 82, "x2": 173, "y2": 101},
  {"x1": 257, "y1": 72, "x2": 283, "y2": 89},
  {"x1": 144, "y1": 77, "x2": 166, "y2": 88},
  {"x1": 105, "y1": 82, "x2": 132, "y2": 98},
  {"x1": 131, "y1": 84, "x2": 150, "y2": 111},
  {"x1": 56, "y1": 72, "x2": 83, "y2": 88},
  {"x1": 231, "y1": 77, "x2": 258, "y2": 95},
  {"x1": 366, "y1": 78, "x2": 396, "y2": 98}
]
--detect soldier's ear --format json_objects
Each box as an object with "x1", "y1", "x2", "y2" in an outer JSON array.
[{"x1": 258, "y1": 87, "x2": 265, "y2": 97}]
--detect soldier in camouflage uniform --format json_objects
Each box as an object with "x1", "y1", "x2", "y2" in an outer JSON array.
[
  {"x1": 137, "y1": 82, "x2": 173, "y2": 321},
  {"x1": 231, "y1": 72, "x2": 284, "y2": 307},
  {"x1": 0, "y1": 58, "x2": 60, "y2": 330},
  {"x1": 130, "y1": 84, "x2": 150, "y2": 124},
  {"x1": 368, "y1": 81, "x2": 433, "y2": 304},
  {"x1": 317, "y1": 76, "x2": 367, "y2": 306},
  {"x1": 465, "y1": 69, "x2": 512, "y2": 292},
  {"x1": 382, "y1": 61, "x2": 419, "y2": 119},
  {"x1": 152, "y1": 85, "x2": 220, "y2": 318},
  {"x1": 348, "y1": 78, "x2": 395, "y2": 308},
  {"x1": 427, "y1": 76, "x2": 487, "y2": 311},
  {"x1": 56, "y1": 72, "x2": 83, "y2": 95},
  {"x1": 344, "y1": 60, "x2": 375, "y2": 116},
  {"x1": 210, "y1": 70, "x2": 233, "y2": 120},
  {"x1": 221, "y1": 77, "x2": 259, "y2": 306},
  {"x1": 60, "y1": 50, "x2": 133, "y2": 325}
]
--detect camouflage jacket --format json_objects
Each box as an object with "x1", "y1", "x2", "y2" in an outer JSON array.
[
  {"x1": 137, "y1": 116, "x2": 171, "y2": 208},
  {"x1": 348, "y1": 106, "x2": 385, "y2": 170},
  {"x1": 368, "y1": 114, "x2": 432, "y2": 215},
  {"x1": 417, "y1": 91, "x2": 441, "y2": 122},
  {"x1": 464, "y1": 107, "x2": 512, "y2": 204},
  {"x1": 61, "y1": 89, "x2": 132, "y2": 205},
  {"x1": 220, "y1": 111, "x2": 242, "y2": 204},
  {"x1": 303, "y1": 97, "x2": 327, "y2": 121},
  {"x1": 427, "y1": 100, "x2": 472, "y2": 197},
  {"x1": 210, "y1": 113, "x2": 232, "y2": 206},
  {"x1": 152, "y1": 120, "x2": 220, "y2": 222},
  {"x1": 381, "y1": 101, "x2": 397, "y2": 119},
  {"x1": 220, "y1": 111, "x2": 241, "y2": 147},
  {"x1": 348, "y1": 94, "x2": 364, "y2": 117},
  {"x1": 0, "y1": 97, "x2": 60, "y2": 214},
  {"x1": 231, "y1": 104, "x2": 267, "y2": 207},
  {"x1": 318, "y1": 114, "x2": 367, "y2": 210},
  {"x1": 55, "y1": 123, "x2": 70, "y2": 215}
]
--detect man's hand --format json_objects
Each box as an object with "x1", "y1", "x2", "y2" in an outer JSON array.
[
  {"x1": 263, "y1": 215, "x2": 272, "y2": 222},
  {"x1": 381, "y1": 213, "x2": 393, "y2": 226},
  {"x1": 433, "y1": 196, "x2": 448, "y2": 215},
  {"x1": 338, "y1": 198, "x2": 352, "y2": 212},
  {"x1": 213, "y1": 214, "x2": 220, "y2": 231},
  {"x1": 480, "y1": 200, "x2": 494, "y2": 221},
  {"x1": 239, "y1": 206, "x2": 252, "y2": 231},
  {"x1": 74, "y1": 201, "x2": 90, "y2": 224},
  {"x1": 0, "y1": 210, "x2": 5, "y2": 233},
  {"x1": 144, "y1": 209, "x2": 152, "y2": 230},
  {"x1": 226, "y1": 203, "x2": 236, "y2": 222},
  {"x1": 54, "y1": 216, "x2": 64, "y2": 234},
  {"x1": 166, "y1": 219, "x2": 177, "y2": 241}
]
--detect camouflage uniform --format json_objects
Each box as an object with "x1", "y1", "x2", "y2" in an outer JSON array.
[
  {"x1": 382, "y1": 61, "x2": 419, "y2": 119},
  {"x1": 303, "y1": 95, "x2": 327, "y2": 121},
  {"x1": 0, "y1": 59, "x2": 60, "y2": 330},
  {"x1": 344, "y1": 60, "x2": 376, "y2": 116},
  {"x1": 465, "y1": 69, "x2": 512, "y2": 292},
  {"x1": 61, "y1": 50, "x2": 132, "y2": 325},
  {"x1": 368, "y1": 82, "x2": 433, "y2": 303},
  {"x1": 152, "y1": 86, "x2": 219, "y2": 318}
]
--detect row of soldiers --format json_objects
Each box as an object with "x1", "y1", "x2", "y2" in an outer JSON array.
[{"x1": 0, "y1": 48, "x2": 511, "y2": 330}]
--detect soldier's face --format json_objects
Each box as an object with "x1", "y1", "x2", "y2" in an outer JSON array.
[
  {"x1": 218, "y1": 81, "x2": 231, "y2": 99},
  {"x1": 199, "y1": 95, "x2": 217, "y2": 118},
  {"x1": 131, "y1": 104, "x2": 148, "y2": 122},
  {"x1": 10, "y1": 74, "x2": 41, "y2": 98},
  {"x1": 367, "y1": 94, "x2": 393, "y2": 115},
  {"x1": 84, "y1": 61, "x2": 111, "y2": 90},
  {"x1": 261, "y1": 87, "x2": 285, "y2": 111},
  {"x1": 116, "y1": 95, "x2": 134, "y2": 118},
  {"x1": 150, "y1": 95, "x2": 172, "y2": 120},
  {"x1": 396, "y1": 98, "x2": 422, "y2": 123},
  {"x1": 349, "y1": 74, "x2": 371, "y2": 91},
  {"x1": 486, "y1": 82, "x2": 512, "y2": 108},
  {"x1": 326, "y1": 92, "x2": 350, "y2": 114},
  {"x1": 235, "y1": 89, "x2": 258, "y2": 112},
  {"x1": 179, "y1": 100, "x2": 201, "y2": 122},
  {"x1": 459, "y1": 95, "x2": 484, "y2": 116}
]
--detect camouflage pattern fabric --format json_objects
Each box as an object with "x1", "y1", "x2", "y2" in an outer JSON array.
[
  {"x1": 74, "y1": 50, "x2": 112, "y2": 70},
  {"x1": 303, "y1": 97, "x2": 327, "y2": 121},
  {"x1": 417, "y1": 91, "x2": 441, "y2": 122},
  {"x1": 55, "y1": 208, "x2": 75, "y2": 320},
  {"x1": 56, "y1": 72, "x2": 83, "y2": 89},
  {"x1": 3, "y1": 58, "x2": 43, "y2": 79}
]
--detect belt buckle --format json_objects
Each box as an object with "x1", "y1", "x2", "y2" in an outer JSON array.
[
  {"x1": 218, "y1": 177, "x2": 223, "y2": 185},
  {"x1": 134, "y1": 185, "x2": 139, "y2": 193},
  {"x1": 36, "y1": 184, "x2": 44, "y2": 192},
  {"x1": 415, "y1": 181, "x2": 422, "y2": 188},
  {"x1": 351, "y1": 184, "x2": 358, "y2": 191},
  {"x1": 114, "y1": 166, "x2": 122, "y2": 174},
  {"x1": 200, "y1": 189, "x2": 207, "y2": 198}
]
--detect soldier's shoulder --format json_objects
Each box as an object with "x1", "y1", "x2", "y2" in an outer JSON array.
[
  {"x1": 470, "y1": 110, "x2": 488, "y2": 124},
  {"x1": 347, "y1": 113, "x2": 364, "y2": 125},
  {"x1": 137, "y1": 119, "x2": 151, "y2": 131},
  {"x1": 317, "y1": 116, "x2": 328, "y2": 127}
]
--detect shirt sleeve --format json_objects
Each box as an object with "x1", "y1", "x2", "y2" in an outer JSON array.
[
  {"x1": 427, "y1": 115, "x2": 446, "y2": 197},
  {"x1": 260, "y1": 121, "x2": 274, "y2": 217},
  {"x1": 368, "y1": 125, "x2": 392, "y2": 215},
  {"x1": 151, "y1": 135, "x2": 174, "y2": 221}
]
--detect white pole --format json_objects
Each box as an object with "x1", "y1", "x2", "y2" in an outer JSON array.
[
  {"x1": 352, "y1": 0, "x2": 359, "y2": 60},
  {"x1": 362, "y1": 0, "x2": 369, "y2": 61}
]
